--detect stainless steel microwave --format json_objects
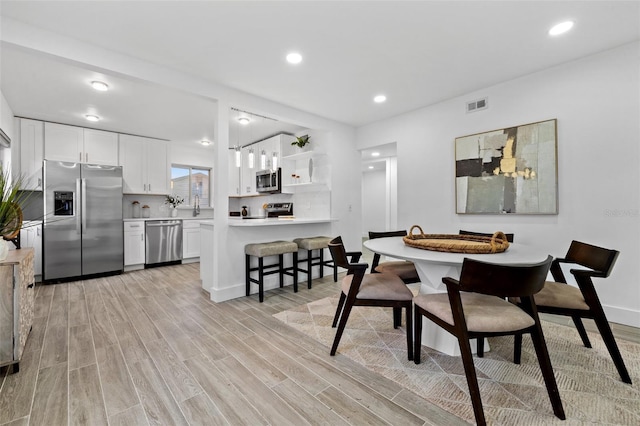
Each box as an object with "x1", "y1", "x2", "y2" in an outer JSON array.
[{"x1": 256, "y1": 168, "x2": 281, "y2": 193}]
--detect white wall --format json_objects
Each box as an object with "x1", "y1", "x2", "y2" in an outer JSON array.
[
  {"x1": 357, "y1": 42, "x2": 640, "y2": 326},
  {"x1": 0, "y1": 91, "x2": 14, "y2": 172},
  {"x1": 0, "y1": 91, "x2": 14, "y2": 142},
  {"x1": 362, "y1": 169, "x2": 387, "y2": 237}
]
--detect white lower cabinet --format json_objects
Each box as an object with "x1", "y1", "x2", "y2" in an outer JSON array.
[
  {"x1": 182, "y1": 221, "x2": 201, "y2": 260},
  {"x1": 19, "y1": 222, "x2": 42, "y2": 279},
  {"x1": 124, "y1": 221, "x2": 145, "y2": 266}
]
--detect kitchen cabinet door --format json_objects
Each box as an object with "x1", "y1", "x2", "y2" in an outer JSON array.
[
  {"x1": 19, "y1": 119, "x2": 44, "y2": 190},
  {"x1": 19, "y1": 223, "x2": 42, "y2": 278},
  {"x1": 124, "y1": 222, "x2": 145, "y2": 265},
  {"x1": 183, "y1": 223, "x2": 201, "y2": 259},
  {"x1": 119, "y1": 135, "x2": 168, "y2": 194},
  {"x1": 260, "y1": 135, "x2": 280, "y2": 170},
  {"x1": 83, "y1": 128, "x2": 118, "y2": 165},
  {"x1": 228, "y1": 149, "x2": 241, "y2": 196},
  {"x1": 119, "y1": 134, "x2": 146, "y2": 193},
  {"x1": 44, "y1": 122, "x2": 83, "y2": 162},
  {"x1": 145, "y1": 140, "x2": 169, "y2": 195},
  {"x1": 240, "y1": 144, "x2": 258, "y2": 196}
]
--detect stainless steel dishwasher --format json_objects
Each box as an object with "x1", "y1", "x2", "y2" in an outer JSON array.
[{"x1": 145, "y1": 220, "x2": 183, "y2": 265}]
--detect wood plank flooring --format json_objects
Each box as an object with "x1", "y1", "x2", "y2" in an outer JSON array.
[
  {"x1": 0, "y1": 263, "x2": 462, "y2": 425},
  {"x1": 1, "y1": 262, "x2": 637, "y2": 425}
]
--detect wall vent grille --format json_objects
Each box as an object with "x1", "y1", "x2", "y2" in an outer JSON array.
[{"x1": 466, "y1": 97, "x2": 488, "y2": 113}]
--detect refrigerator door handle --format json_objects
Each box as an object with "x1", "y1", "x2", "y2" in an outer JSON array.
[
  {"x1": 76, "y1": 178, "x2": 82, "y2": 235},
  {"x1": 81, "y1": 178, "x2": 87, "y2": 234}
]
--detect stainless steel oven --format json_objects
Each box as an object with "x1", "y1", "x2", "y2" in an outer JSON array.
[{"x1": 256, "y1": 168, "x2": 281, "y2": 193}]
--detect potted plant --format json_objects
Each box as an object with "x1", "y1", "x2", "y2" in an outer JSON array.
[
  {"x1": 0, "y1": 166, "x2": 31, "y2": 259},
  {"x1": 292, "y1": 135, "x2": 310, "y2": 148},
  {"x1": 165, "y1": 194, "x2": 184, "y2": 217}
]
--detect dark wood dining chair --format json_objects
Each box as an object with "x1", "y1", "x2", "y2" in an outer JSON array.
[
  {"x1": 368, "y1": 230, "x2": 420, "y2": 283},
  {"x1": 459, "y1": 230, "x2": 514, "y2": 357},
  {"x1": 328, "y1": 236, "x2": 413, "y2": 360},
  {"x1": 414, "y1": 256, "x2": 565, "y2": 426},
  {"x1": 513, "y1": 240, "x2": 632, "y2": 384},
  {"x1": 459, "y1": 229, "x2": 515, "y2": 243}
]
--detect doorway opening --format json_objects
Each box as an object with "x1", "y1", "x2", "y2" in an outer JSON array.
[{"x1": 360, "y1": 142, "x2": 397, "y2": 238}]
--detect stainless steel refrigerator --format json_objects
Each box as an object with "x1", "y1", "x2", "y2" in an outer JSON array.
[{"x1": 43, "y1": 161, "x2": 123, "y2": 281}]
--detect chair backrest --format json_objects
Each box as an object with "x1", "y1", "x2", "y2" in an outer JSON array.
[
  {"x1": 565, "y1": 240, "x2": 619, "y2": 277},
  {"x1": 328, "y1": 236, "x2": 351, "y2": 269},
  {"x1": 368, "y1": 230, "x2": 408, "y2": 240},
  {"x1": 459, "y1": 230, "x2": 514, "y2": 243},
  {"x1": 368, "y1": 230, "x2": 408, "y2": 272},
  {"x1": 457, "y1": 255, "x2": 553, "y2": 298}
]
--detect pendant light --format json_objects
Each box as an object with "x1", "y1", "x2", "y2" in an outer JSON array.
[
  {"x1": 248, "y1": 148, "x2": 255, "y2": 169},
  {"x1": 272, "y1": 152, "x2": 278, "y2": 170},
  {"x1": 234, "y1": 146, "x2": 241, "y2": 168},
  {"x1": 260, "y1": 149, "x2": 267, "y2": 170},
  {"x1": 234, "y1": 109, "x2": 242, "y2": 167}
]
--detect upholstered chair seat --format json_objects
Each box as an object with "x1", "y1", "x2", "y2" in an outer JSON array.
[
  {"x1": 415, "y1": 292, "x2": 535, "y2": 333},
  {"x1": 342, "y1": 273, "x2": 413, "y2": 301}
]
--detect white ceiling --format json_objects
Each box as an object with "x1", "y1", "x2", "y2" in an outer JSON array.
[{"x1": 1, "y1": 1, "x2": 639, "y2": 147}]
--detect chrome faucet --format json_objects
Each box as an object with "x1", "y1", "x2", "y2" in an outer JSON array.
[{"x1": 193, "y1": 195, "x2": 200, "y2": 216}]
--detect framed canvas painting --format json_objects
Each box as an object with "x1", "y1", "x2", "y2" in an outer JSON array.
[{"x1": 455, "y1": 119, "x2": 558, "y2": 214}]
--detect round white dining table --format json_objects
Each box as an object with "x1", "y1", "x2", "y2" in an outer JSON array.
[{"x1": 363, "y1": 236, "x2": 551, "y2": 356}]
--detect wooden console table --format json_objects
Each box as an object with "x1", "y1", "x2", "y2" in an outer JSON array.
[{"x1": 0, "y1": 248, "x2": 35, "y2": 373}]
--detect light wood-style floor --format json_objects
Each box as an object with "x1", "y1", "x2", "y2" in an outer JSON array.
[
  {"x1": 0, "y1": 263, "x2": 467, "y2": 426},
  {"x1": 1, "y1": 263, "x2": 637, "y2": 426}
]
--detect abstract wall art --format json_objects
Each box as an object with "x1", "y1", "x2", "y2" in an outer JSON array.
[{"x1": 455, "y1": 119, "x2": 558, "y2": 214}]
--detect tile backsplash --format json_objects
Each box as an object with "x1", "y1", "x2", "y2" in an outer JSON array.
[{"x1": 123, "y1": 194, "x2": 213, "y2": 219}]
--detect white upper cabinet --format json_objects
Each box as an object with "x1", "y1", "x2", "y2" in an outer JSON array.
[
  {"x1": 259, "y1": 135, "x2": 281, "y2": 171},
  {"x1": 83, "y1": 128, "x2": 119, "y2": 165},
  {"x1": 229, "y1": 149, "x2": 241, "y2": 196},
  {"x1": 240, "y1": 144, "x2": 258, "y2": 196},
  {"x1": 119, "y1": 134, "x2": 169, "y2": 195},
  {"x1": 44, "y1": 122, "x2": 83, "y2": 162},
  {"x1": 19, "y1": 119, "x2": 44, "y2": 190},
  {"x1": 44, "y1": 122, "x2": 118, "y2": 165}
]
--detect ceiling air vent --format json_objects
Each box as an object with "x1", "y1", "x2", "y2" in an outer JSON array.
[{"x1": 466, "y1": 97, "x2": 488, "y2": 113}]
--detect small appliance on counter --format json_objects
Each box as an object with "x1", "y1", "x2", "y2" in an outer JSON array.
[{"x1": 265, "y1": 203, "x2": 293, "y2": 218}]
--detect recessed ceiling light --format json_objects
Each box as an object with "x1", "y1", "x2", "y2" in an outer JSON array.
[
  {"x1": 368, "y1": 166, "x2": 374, "y2": 169},
  {"x1": 371, "y1": 152, "x2": 380, "y2": 157},
  {"x1": 237, "y1": 117, "x2": 251, "y2": 125},
  {"x1": 200, "y1": 139, "x2": 212, "y2": 146},
  {"x1": 85, "y1": 114, "x2": 100, "y2": 122},
  {"x1": 286, "y1": 52, "x2": 302, "y2": 64},
  {"x1": 374, "y1": 95, "x2": 387, "y2": 103},
  {"x1": 91, "y1": 81, "x2": 109, "y2": 91},
  {"x1": 549, "y1": 21, "x2": 574, "y2": 36}
]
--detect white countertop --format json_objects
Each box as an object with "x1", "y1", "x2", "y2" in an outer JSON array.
[
  {"x1": 123, "y1": 217, "x2": 212, "y2": 222},
  {"x1": 228, "y1": 217, "x2": 335, "y2": 227}
]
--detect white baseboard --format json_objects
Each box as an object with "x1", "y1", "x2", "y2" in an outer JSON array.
[{"x1": 604, "y1": 304, "x2": 640, "y2": 328}]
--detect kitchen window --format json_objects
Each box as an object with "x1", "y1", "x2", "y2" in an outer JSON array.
[{"x1": 171, "y1": 165, "x2": 211, "y2": 207}]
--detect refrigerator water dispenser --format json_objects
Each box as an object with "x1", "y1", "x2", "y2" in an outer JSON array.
[{"x1": 53, "y1": 191, "x2": 74, "y2": 216}]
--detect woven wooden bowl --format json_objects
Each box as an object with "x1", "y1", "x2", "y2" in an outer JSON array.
[{"x1": 402, "y1": 225, "x2": 510, "y2": 254}]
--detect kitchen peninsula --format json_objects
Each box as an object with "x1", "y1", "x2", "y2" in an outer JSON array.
[{"x1": 201, "y1": 215, "x2": 336, "y2": 302}]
